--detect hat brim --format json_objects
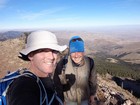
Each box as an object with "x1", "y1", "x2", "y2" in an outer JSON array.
[{"x1": 20, "y1": 44, "x2": 67, "y2": 55}]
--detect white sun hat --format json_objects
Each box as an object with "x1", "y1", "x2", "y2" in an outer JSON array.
[{"x1": 20, "y1": 30, "x2": 67, "y2": 55}]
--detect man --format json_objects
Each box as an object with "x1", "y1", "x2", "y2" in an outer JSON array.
[
  {"x1": 54, "y1": 36, "x2": 97, "y2": 105},
  {"x1": 6, "y1": 30, "x2": 67, "y2": 105}
]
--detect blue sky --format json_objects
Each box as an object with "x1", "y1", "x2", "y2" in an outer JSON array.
[{"x1": 0, "y1": 0, "x2": 140, "y2": 30}]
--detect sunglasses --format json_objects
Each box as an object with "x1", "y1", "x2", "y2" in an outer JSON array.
[{"x1": 71, "y1": 38, "x2": 83, "y2": 42}]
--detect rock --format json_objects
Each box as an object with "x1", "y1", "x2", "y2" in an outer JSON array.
[{"x1": 96, "y1": 74, "x2": 137, "y2": 105}]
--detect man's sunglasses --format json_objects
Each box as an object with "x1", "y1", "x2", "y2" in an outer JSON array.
[{"x1": 71, "y1": 38, "x2": 83, "y2": 42}]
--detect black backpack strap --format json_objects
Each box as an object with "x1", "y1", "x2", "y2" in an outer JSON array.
[{"x1": 88, "y1": 57, "x2": 94, "y2": 71}]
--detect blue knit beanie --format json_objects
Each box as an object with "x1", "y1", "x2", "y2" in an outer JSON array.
[{"x1": 69, "y1": 36, "x2": 84, "y2": 54}]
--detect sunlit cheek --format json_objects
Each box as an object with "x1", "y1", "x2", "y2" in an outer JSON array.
[{"x1": 71, "y1": 56, "x2": 75, "y2": 61}]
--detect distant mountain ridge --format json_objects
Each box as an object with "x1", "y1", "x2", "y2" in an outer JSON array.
[
  {"x1": 0, "y1": 30, "x2": 140, "y2": 64},
  {"x1": 0, "y1": 31, "x2": 24, "y2": 41}
]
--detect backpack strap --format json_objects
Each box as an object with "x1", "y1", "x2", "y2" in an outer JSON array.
[
  {"x1": 48, "y1": 91, "x2": 63, "y2": 105},
  {"x1": 23, "y1": 70, "x2": 64, "y2": 105},
  {"x1": 22, "y1": 70, "x2": 47, "y2": 105},
  {"x1": 88, "y1": 57, "x2": 94, "y2": 71}
]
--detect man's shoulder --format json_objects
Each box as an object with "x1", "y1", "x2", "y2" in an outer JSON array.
[{"x1": 10, "y1": 76, "x2": 38, "y2": 89}]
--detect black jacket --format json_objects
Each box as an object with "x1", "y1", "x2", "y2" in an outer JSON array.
[{"x1": 7, "y1": 75, "x2": 60, "y2": 105}]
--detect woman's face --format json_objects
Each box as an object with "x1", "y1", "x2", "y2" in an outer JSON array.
[
  {"x1": 28, "y1": 48, "x2": 59, "y2": 77},
  {"x1": 70, "y1": 52, "x2": 84, "y2": 65}
]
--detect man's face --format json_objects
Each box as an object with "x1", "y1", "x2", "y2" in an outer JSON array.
[
  {"x1": 70, "y1": 52, "x2": 84, "y2": 65},
  {"x1": 28, "y1": 48, "x2": 59, "y2": 77}
]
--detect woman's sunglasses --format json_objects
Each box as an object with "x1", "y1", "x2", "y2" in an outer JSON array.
[{"x1": 71, "y1": 38, "x2": 83, "y2": 42}]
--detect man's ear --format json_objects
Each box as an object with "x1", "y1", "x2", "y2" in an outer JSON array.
[
  {"x1": 28, "y1": 56, "x2": 32, "y2": 61},
  {"x1": 28, "y1": 52, "x2": 34, "y2": 60}
]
